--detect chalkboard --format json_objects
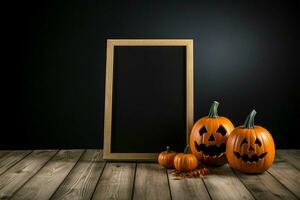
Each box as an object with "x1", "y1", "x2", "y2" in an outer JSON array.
[{"x1": 103, "y1": 39, "x2": 194, "y2": 161}]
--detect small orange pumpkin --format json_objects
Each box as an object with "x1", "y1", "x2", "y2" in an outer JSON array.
[
  {"x1": 158, "y1": 146, "x2": 177, "y2": 169},
  {"x1": 174, "y1": 146, "x2": 198, "y2": 171},
  {"x1": 226, "y1": 110, "x2": 275, "y2": 173},
  {"x1": 190, "y1": 101, "x2": 234, "y2": 165}
]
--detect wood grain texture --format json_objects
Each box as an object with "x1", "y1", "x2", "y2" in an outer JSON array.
[
  {"x1": 0, "y1": 149, "x2": 298, "y2": 199},
  {"x1": 51, "y1": 150, "x2": 105, "y2": 200},
  {"x1": 107, "y1": 39, "x2": 193, "y2": 46},
  {"x1": 267, "y1": 155, "x2": 300, "y2": 198},
  {"x1": 0, "y1": 150, "x2": 57, "y2": 199},
  {"x1": 234, "y1": 169, "x2": 297, "y2": 200},
  {"x1": 0, "y1": 152, "x2": 9, "y2": 159},
  {"x1": 276, "y1": 150, "x2": 300, "y2": 170},
  {"x1": 92, "y1": 162, "x2": 135, "y2": 200},
  {"x1": 168, "y1": 169, "x2": 210, "y2": 200},
  {"x1": 0, "y1": 150, "x2": 31, "y2": 176},
  {"x1": 133, "y1": 163, "x2": 170, "y2": 200},
  {"x1": 203, "y1": 164, "x2": 255, "y2": 200},
  {"x1": 103, "y1": 38, "x2": 114, "y2": 160},
  {"x1": 186, "y1": 39, "x2": 194, "y2": 143},
  {"x1": 11, "y1": 150, "x2": 84, "y2": 200}
]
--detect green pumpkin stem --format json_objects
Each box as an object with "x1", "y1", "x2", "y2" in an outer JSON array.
[
  {"x1": 208, "y1": 101, "x2": 219, "y2": 118},
  {"x1": 166, "y1": 146, "x2": 170, "y2": 153},
  {"x1": 184, "y1": 145, "x2": 190, "y2": 154},
  {"x1": 243, "y1": 110, "x2": 257, "y2": 129}
]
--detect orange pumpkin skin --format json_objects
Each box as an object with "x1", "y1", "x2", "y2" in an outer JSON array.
[
  {"x1": 158, "y1": 146, "x2": 177, "y2": 169},
  {"x1": 174, "y1": 146, "x2": 198, "y2": 171},
  {"x1": 226, "y1": 110, "x2": 275, "y2": 173},
  {"x1": 190, "y1": 101, "x2": 234, "y2": 165}
]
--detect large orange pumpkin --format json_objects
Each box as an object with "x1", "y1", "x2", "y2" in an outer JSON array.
[
  {"x1": 226, "y1": 110, "x2": 275, "y2": 173},
  {"x1": 190, "y1": 101, "x2": 234, "y2": 165}
]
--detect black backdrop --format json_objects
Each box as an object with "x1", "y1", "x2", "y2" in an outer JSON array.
[
  {"x1": 111, "y1": 46, "x2": 187, "y2": 153},
  {"x1": 2, "y1": 0, "x2": 299, "y2": 149}
]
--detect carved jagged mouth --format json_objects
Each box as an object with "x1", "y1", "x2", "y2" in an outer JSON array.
[
  {"x1": 194, "y1": 142, "x2": 226, "y2": 157},
  {"x1": 234, "y1": 152, "x2": 267, "y2": 163}
]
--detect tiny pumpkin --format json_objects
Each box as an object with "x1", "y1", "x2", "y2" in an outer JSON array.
[
  {"x1": 190, "y1": 101, "x2": 234, "y2": 165},
  {"x1": 174, "y1": 146, "x2": 198, "y2": 171},
  {"x1": 226, "y1": 110, "x2": 275, "y2": 173},
  {"x1": 158, "y1": 146, "x2": 177, "y2": 169}
]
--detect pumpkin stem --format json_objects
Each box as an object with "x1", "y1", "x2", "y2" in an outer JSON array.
[
  {"x1": 184, "y1": 145, "x2": 190, "y2": 154},
  {"x1": 208, "y1": 101, "x2": 219, "y2": 118},
  {"x1": 243, "y1": 110, "x2": 257, "y2": 129},
  {"x1": 166, "y1": 146, "x2": 170, "y2": 153}
]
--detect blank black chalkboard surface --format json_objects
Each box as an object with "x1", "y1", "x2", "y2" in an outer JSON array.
[{"x1": 103, "y1": 39, "x2": 194, "y2": 160}]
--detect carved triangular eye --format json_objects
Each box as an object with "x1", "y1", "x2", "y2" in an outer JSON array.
[
  {"x1": 216, "y1": 125, "x2": 227, "y2": 136},
  {"x1": 199, "y1": 127, "x2": 207, "y2": 136},
  {"x1": 255, "y1": 138, "x2": 262, "y2": 147},
  {"x1": 241, "y1": 138, "x2": 248, "y2": 145}
]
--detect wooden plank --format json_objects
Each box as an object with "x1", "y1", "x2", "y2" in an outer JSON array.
[
  {"x1": 168, "y1": 169, "x2": 210, "y2": 200},
  {"x1": 92, "y1": 162, "x2": 135, "y2": 200},
  {"x1": 234, "y1": 169, "x2": 298, "y2": 200},
  {"x1": 133, "y1": 163, "x2": 170, "y2": 200},
  {"x1": 51, "y1": 150, "x2": 105, "y2": 200},
  {"x1": 0, "y1": 150, "x2": 57, "y2": 199},
  {"x1": 203, "y1": 164, "x2": 254, "y2": 200},
  {"x1": 276, "y1": 150, "x2": 300, "y2": 170},
  {"x1": 267, "y1": 155, "x2": 300, "y2": 198},
  {"x1": 0, "y1": 151, "x2": 32, "y2": 176},
  {"x1": 11, "y1": 150, "x2": 84, "y2": 200},
  {"x1": 0, "y1": 151, "x2": 10, "y2": 159}
]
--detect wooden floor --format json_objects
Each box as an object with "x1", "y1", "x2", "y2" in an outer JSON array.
[{"x1": 0, "y1": 150, "x2": 299, "y2": 200}]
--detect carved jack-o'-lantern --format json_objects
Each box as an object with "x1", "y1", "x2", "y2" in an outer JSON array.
[
  {"x1": 190, "y1": 101, "x2": 234, "y2": 165},
  {"x1": 226, "y1": 110, "x2": 275, "y2": 173}
]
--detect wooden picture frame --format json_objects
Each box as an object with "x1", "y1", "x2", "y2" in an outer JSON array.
[{"x1": 103, "y1": 39, "x2": 194, "y2": 161}]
